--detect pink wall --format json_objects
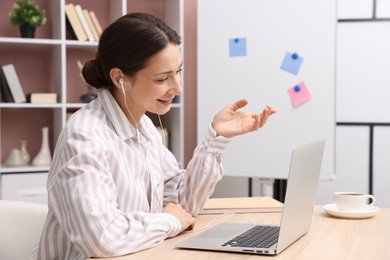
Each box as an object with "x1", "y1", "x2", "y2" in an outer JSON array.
[
  {"x1": 183, "y1": 0, "x2": 197, "y2": 166},
  {"x1": 0, "y1": 0, "x2": 199, "y2": 165}
]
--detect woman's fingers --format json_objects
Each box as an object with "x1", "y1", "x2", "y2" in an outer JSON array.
[
  {"x1": 256, "y1": 106, "x2": 276, "y2": 128},
  {"x1": 229, "y1": 99, "x2": 249, "y2": 112}
]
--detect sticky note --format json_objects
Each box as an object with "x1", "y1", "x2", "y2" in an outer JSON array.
[
  {"x1": 229, "y1": 37, "x2": 247, "y2": 57},
  {"x1": 288, "y1": 82, "x2": 311, "y2": 107},
  {"x1": 280, "y1": 52, "x2": 303, "y2": 75}
]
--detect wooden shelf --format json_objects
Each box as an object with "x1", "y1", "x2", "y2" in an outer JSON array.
[{"x1": 0, "y1": 165, "x2": 50, "y2": 174}]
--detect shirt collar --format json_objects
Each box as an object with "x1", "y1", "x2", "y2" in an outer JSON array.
[{"x1": 98, "y1": 89, "x2": 154, "y2": 142}]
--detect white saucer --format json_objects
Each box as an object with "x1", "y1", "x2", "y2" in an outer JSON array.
[{"x1": 323, "y1": 204, "x2": 380, "y2": 219}]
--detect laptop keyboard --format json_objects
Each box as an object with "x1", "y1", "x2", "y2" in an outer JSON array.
[{"x1": 221, "y1": 225, "x2": 280, "y2": 248}]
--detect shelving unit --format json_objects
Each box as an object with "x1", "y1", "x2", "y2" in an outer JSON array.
[{"x1": 0, "y1": 0, "x2": 184, "y2": 203}]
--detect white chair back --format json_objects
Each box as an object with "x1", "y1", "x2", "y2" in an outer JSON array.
[{"x1": 0, "y1": 200, "x2": 48, "y2": 260}]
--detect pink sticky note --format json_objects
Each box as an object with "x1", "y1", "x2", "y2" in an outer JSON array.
[{"x1": 288, "y1": 82, "x2": 311, "y2": 107}]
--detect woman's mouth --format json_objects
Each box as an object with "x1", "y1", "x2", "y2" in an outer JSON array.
[{"x1": 157, "y1": 99, "x2": 172, "y2": 105}]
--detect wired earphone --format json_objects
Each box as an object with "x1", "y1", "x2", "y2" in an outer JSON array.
[
  {"x1": 119, "y1": 76, "x2": 167, "y2": 210},
  {"x1": 119, "y1": 77, "x2": 125, "y2": 94},
  {"x1": 119, "y1": 77, "x2": 140, "y2": 143},
  {"x1": 118, "y1": 77, "x2": 166, "y2": 145}
]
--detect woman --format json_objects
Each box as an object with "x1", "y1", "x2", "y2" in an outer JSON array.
[{"x1": 31, "y1": 13, "x2": 276, "y2": 259}]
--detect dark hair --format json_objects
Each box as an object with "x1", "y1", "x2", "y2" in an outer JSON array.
[{"x1": 82, "y1": 13, "x2": 181, "y2": 89}]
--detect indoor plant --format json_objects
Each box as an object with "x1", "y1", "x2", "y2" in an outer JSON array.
[{"x1": 8, "y1": 0, "x2": 47, "y2": 38}]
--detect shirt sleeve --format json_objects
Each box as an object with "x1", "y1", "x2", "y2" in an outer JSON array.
[{"x1": 162, "y1": 124, "x2": 231, "y2": 216}]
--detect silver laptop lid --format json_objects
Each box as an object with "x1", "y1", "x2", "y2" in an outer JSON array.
[{"x1": 276, "y1": 139, "x2": 325, "y2": 253}]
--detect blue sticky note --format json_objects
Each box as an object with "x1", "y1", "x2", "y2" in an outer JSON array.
[
  {"x1": 229, "y1": 38, "x2": 247, "y2": 57},
  {"x1": 280, "y1": 52, "x2": 303, "y2": 75}
]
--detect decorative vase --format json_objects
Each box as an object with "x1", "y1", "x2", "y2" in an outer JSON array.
[
  {"x1": 20, "y1": 140, "x2": 30, "y2": 164},
  {"x1": 19, "y1": 25, "x2": 36, "y2": 38},
  {"x1": 32, "y1": 127, "x2": 52, "y2": 166},
  {"x1": 4, "y1": 148, "x2": 26, "y2": 167},
  {"x1": 80, "y1": 85, "x2": 97, "y2": 103}
]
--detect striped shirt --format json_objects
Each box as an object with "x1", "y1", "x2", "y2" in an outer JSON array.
[{"x1": 30, "y1": 89, "x2": 230, "y2": 259}]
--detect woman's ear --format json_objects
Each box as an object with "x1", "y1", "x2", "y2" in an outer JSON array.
[{"x1": 109, "y1": 68, "x2": 124, "y2": 90}]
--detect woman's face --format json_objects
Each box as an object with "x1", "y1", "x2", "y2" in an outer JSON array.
[{"x1": 126, "y1": 43, "x2": 183, "y2": 118}]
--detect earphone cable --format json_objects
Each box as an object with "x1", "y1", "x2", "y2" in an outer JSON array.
[
  {"x1": 157, "y1": 114, "x2": 166, "y2": 145},
  {"x1": 123, "y1": 92, "x2": 140, "y2": 143}
]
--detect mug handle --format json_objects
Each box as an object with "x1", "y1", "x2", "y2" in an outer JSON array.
[{"x1": 366, "y1": 195, "x2": 376, "y2": 206}]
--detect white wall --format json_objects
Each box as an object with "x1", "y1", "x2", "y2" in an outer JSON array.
[{"x1": 212, "y1": 0, "x2": 390, "y2": 208}]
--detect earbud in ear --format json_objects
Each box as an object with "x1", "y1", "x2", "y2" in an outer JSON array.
[{"x1": 119, "y1": 78, "x2": 125, "y2": 95}]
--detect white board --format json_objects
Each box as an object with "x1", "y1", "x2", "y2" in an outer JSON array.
[{"x1": 197, "y1": 0, "x2": 336, "y2": 179}]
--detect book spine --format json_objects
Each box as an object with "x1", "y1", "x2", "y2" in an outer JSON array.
[
  {"x1": 0, "y1": 67, "x2": 15, "y2": 102},
  {"x1": 83, "y1": 9, "x2": 99, "y2": 41},
  {"x1": 74, "y1": 4, "x2": 95, "y2": 42},
  {"x1": 27, "y1": 93, "x2": 58, "y2": 103},
  {"x1": 89, "y1": 11, "x2": 103, "y2": 36},
  {"x1": 65, "y1": 16, "x2": 77, "y2": 40},
  {"x1": 2, "y1": 64, "x2": 26, "y2": 103},
  {"x1": 65, "y1": 3, "x2": 88, "y2": 41}
]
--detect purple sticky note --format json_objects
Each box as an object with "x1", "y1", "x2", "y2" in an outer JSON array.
[
  {"x1": 229, "y1": 37, "x2": 247, "y2": 57},
  {"x1": 280, "y1": 52, "x2": 303, "y2": 75},
  {"x1": 288, "y1": 82, "x2": 311, "y2": 107}
]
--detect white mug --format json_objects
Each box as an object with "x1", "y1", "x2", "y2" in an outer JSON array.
[{"x1": 334, "y1": 191, "x2": 376, "y2": 212}]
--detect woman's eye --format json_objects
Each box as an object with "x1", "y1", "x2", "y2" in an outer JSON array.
[{"x1": 156, "y1": 77, "x2": 168, "y2": 83}]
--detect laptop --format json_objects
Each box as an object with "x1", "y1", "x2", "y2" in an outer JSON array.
[{"x1": 176, "y1": 139, "x2": 325, "y2": 255}]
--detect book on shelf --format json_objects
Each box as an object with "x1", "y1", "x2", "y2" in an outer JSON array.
[
  {"x1": 74, "y1": 4, "x2": 95, "y2": 42},
  {"x1": 199, "y1": 196, "x2": 284, "y2": 215},
  {"x1": 0, "y1": 67, "x2": 14, "y2": 102},
  {"x1": 65, "y1": 3, "x2": 88, "y2": 41},
  {"x1": 26, "y1": 93, "x2": 58, "y2": 104},
  {"x1": 1, "y1": 64, "x2": 26, "y2": 103},
  {"x1": 89, "y1": 11, "x2": 103, "y2": 36},
  {"x1": 83, "y1": 9, "x2": 99, "y2": 41}
]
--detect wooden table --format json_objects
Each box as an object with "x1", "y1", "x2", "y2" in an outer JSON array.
[{"x1": 91, "y1": 205, "x2": 390, "y2": 260}]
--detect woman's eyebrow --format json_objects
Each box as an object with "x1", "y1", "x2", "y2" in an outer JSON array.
[{"x1": 153, "y1": 61, "x2": 183, "y2": 76}]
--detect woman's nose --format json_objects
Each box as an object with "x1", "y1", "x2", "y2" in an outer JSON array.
[{"x1": 171, "y1": 74, "x2": 183, "y2": 96}]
